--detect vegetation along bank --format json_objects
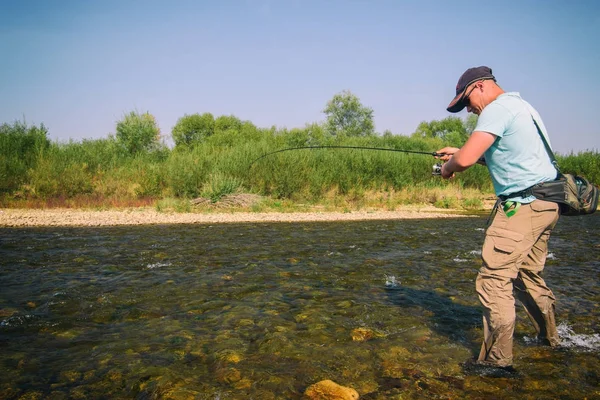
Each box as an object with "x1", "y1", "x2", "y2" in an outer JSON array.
[{"x1": 1, "y1": 91, "x2": 598, "y2": 213}]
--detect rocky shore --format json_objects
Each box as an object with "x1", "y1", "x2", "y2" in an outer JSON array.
[{"x1": 0, "y1": 207, "x2": 473, "y2": 227}]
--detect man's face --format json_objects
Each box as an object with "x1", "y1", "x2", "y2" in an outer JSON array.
[{"x1": 464, "y1": 81, "x2": 484, "y2": 115}]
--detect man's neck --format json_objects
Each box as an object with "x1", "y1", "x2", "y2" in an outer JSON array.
[{"x1": 487, "y1": 87, "x2": 505, "y2": 105}]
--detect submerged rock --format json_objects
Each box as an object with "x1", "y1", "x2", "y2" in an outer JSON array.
[
  {"x1": 215, "y1": 349, "x2": 244, "y2": 364},
  {"x1": 336, "y1": 300, "x2": 353, "y2": 309},
  {"x1": 304, "y1": 379, "x2": 359, "y2": 400},
  {"x1": 351, "y1": 327, "x2": 383, "y2": 342},
  {"x1": 215, "y1": 367, "x2": 242, "y2": 384},
  {"x1": 0, "y1": 308, "x2": 17, "y2": 317}
]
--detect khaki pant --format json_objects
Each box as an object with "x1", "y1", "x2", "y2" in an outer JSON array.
[{"x1": 476, "y1": 199, "x2": 560, "y2": 367}]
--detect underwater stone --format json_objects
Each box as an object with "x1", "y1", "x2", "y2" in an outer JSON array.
[
  {"x1": 59, "y1": 370, "x2": 81, "y2": 383},
  {"x1": 68, "y1": 386, "x2": 87, "y2": 400},
  {"x1": 83, "y1": 370, "x2": 96, "y2": 381},
  {"x1": 0, "y1": 308, "x2": 17, "y2": 317},
  {"x1": 46, "y1": 391, "x2": 68, "y2": 400},
  {"x1": 238, "y1": 318, "x2": 255, "y2": 327},
  {"x1": 160, "y1": 387, "x2": 201, "y2": 400},
  {"x1": 215, "y1": 349, "x2": 243, "y2": 364},
  {"x1": 216, "y1": 367, "x2": 242, "y2": 384},
  {"x1": 351, "y1": 328, "x2": 381, "y2": 342},
  {"x1": 233, "y1": 378, "x2": 253, "y2": 390},
  {"x1": 15, "y1": 391, "x2": 44, "y2": 400},
  {"x1": 105, "y1": 369, "x2": 123, "y2": 382},
  {"x1": 303, "y1": 380, "x2": 359, "y2": 400},
  {"x1": 336, "y1": 300, "x2": 353, "y2": 309}
]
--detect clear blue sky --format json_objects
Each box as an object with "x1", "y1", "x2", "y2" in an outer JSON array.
[{"x1": 1, "y1": 0, "x2": 599, "y2": 154}]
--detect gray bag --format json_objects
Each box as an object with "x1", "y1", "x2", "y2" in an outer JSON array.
[
  {"x1": 531, "y1": 173, "x2": 598, "y2": 216},
  {"x1": 529, "y1": 119, "x2": 598, "y2": 216}
]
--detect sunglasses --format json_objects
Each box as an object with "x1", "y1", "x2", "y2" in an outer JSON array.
[
  {"x1": 462, "y1": 83, "x2": 479, "y2": 107},
  {"x1": 462, "y1": 77, "x2": 495, "y2": 106}
]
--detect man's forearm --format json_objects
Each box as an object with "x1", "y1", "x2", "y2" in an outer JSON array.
[{"x1": 445, "y1": 152, "x2": 471, "y2": 173}]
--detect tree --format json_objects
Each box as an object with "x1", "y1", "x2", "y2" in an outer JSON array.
[
  {"x1": 323, "y1": 90, "x2": 374, "y2": 137},
  {"x1": 214, "y1": 115, "x2": 242, "y2": 135},
  {"x1": 115, "y1": 111, "x2": 161, "y2": 154},
  {"x1": 411, "y1": 116, "x2": 468, "y2": 146},
  {"x1": 464, "y1": 114, "x2": 478, "y2": 134},
  {"x1": 171, "y1": 113, "x2": 214, "y2": 148}
]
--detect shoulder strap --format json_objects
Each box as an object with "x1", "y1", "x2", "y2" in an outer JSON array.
[{"x1": 530, "y1": 116, "x2": 561, "y2": 173}]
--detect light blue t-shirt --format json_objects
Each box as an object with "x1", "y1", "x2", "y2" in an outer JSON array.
[{"x1": 475, "y1": 92, "x2": 557, "y2": 203}]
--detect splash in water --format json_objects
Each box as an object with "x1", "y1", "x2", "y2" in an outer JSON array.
[
  {"x1": 146, "y1": 262, "x2": 172, "y2": 269},
  {"x1": 525, "y1": 323, "x2": 600, "y2": 351},
  {"x1": 557, "y1": 323, "x2": 600, "y2": 351},
  {"x1": 385, "y1": 274, "x2": 399, "y2": 288}
]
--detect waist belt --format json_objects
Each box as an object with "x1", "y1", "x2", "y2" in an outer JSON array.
[{"x1": 498, "y1": 187, "x2": 535, "y2": 201}]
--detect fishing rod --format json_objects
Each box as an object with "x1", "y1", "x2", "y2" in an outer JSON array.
[{"x1": 249, "y1": 145, "x2": 446, "y2": 175}]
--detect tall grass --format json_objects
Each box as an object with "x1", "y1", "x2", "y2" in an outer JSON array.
[
  {"x1": 557, "y1": 151, "x2": 600, "y2": 183},
  {"x1": 1, "y1": 120, "x2": 598, "y2": 209},
  {"x1": 0, "y1": 121, "x2": 50, "y2": 194}
]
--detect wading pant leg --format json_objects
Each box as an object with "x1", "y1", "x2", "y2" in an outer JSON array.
[
  {"x1": 514, "y1": 201, "x2": 560, "y2": 346},
  {"x1": 476, "y1": 199, "x2": 559, "y2": 366},
  {"x1": 476, "y1": 272, "x2": 516, "y2": 367}
]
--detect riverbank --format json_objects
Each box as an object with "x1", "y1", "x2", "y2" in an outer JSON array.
[{"x1": 0, "y1": 206, "x2": 481, "y2": 227}]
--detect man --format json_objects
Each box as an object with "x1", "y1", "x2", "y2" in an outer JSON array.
[{"x1": 437, "y1": 66, "x2": 560, "y2": 371}]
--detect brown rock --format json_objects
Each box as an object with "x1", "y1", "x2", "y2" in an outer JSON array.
[
  {"x1": 304, "y1": 380, "x2": 359, "y2": 400},
  {"x1": 351, "y1": 327, "x2": 380, "y2": 342}
]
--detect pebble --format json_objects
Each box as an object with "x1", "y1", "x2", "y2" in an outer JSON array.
[{"x1": 0, "y1": 208, "x2": 471, "y2": 227}]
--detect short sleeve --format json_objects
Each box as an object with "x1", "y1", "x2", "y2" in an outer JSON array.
[{"x1": 474, "y1": 102, "x2": 513, "y2": 138}]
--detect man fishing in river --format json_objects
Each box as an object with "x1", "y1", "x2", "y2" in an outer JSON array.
[{"x1": 436, "y1": 66, "x2": 560, "y2": 373}]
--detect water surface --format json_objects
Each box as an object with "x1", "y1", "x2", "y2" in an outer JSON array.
[{"x1": 1, "y1": 215, "x2": 599, "y2": 399}]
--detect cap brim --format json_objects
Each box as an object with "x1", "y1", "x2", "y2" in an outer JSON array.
[
  {"x1": 447, "y1": 91, "x2": 467, "y2": 113},
  {"x1": 447, "y1": 75, "x2": 495, "y2": 113}
]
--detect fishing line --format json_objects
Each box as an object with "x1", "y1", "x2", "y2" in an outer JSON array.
[{"x1": 249, "y1": 146, "x2": 446, "y2": 175}]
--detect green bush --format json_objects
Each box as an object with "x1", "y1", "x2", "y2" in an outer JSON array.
[
  {"x1": 115, "y1": 111, "x2": 161, "y2": 155},
  {"x1": 171, "y1": 113, "x2": 215, "y2": 148},
  {"x1": 0, "y1": 121, "x2": 50, "y2": 193},
  {"x1": 164, "y1": 148, "x2": 210, "y2": 198},
  {"x1": 201, "y1": 172, "x2": 242, "y2": 202},
  {"x1": 557, "y1": 151, "x2": 600, "y2": 184},
  {"x1": 126, "y1": 156, "x2": 166, "y2": 197},
  {"x1": 26, "y1": 150, "x2": 94, "y2": 198}
]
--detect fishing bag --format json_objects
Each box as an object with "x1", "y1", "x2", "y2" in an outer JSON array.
[
  {"x1": 529, "y1": 118, "x2": 599, "y2": 216},
  {"x1": 530, "y1": 173, "x2": 599, "y2": 216}
]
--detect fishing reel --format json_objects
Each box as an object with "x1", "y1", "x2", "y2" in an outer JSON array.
[{"x1": 432, "y1": 163, "x2": 443, "y2": 176}]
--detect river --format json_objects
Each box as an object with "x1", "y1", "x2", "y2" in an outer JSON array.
[{"x1": 1, "y1": 215, "x2": 598, "y2": 399}]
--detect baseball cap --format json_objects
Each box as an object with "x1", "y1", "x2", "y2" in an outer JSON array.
[{"x1": 447, "y1": 66, "x2": 496, "y2": 113}]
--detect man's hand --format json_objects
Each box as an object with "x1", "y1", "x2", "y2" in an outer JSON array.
[
  {"x1": 435, "y1": 147, "x2": 460, "y2": 162},
  {"x1": 441, "y1": 162, "x2": 455, "y2": 179},
  {"x1": 435, "y1": 132, "x2": 495, "y2": 180},
  {"x1": 435, "y1": 147, "x2": 459, "y2": 179}
]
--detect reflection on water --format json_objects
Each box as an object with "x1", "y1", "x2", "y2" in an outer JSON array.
[{"x1": 1, "y1": 215, "x2": 599, "y2": 399}]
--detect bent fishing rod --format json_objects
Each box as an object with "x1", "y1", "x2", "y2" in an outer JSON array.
[{"x1": 249, "y1": 145, "x2": 446, "y2": 175}]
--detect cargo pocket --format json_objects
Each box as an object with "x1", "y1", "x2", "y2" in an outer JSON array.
[
  {"x1": 482, "y1": 227, "x2": 524, "y2": 273},
  {"x1": 530, "y1": 199, "x2": 558, "y2": 213}
]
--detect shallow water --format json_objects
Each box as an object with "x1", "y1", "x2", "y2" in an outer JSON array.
[{"x1": 1, "y1": 215, "x2": 599, "y2": 399}]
